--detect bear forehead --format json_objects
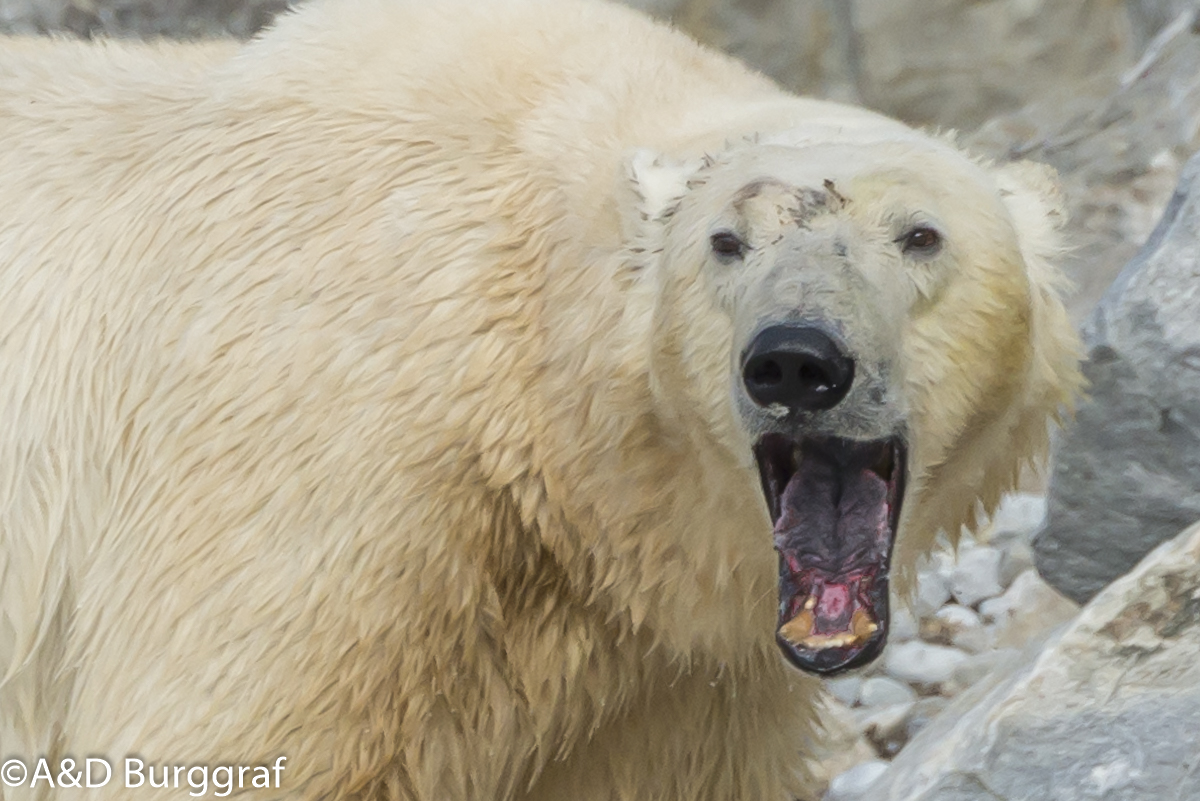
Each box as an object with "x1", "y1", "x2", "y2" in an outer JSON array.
[
  {"x1": 724, "y1": 178, "x2": 846, "y2": 233},
  {"x1": 712, "y1": 141, "x2": 997, "y2": 204},
  {"x1": 701, "y1": 141, "x2": 1006, "y2": 236}
]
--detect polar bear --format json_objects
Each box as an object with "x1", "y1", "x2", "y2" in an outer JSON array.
[{"x1": 0, "y1": 0, "x2": 1079, "y2": 799}]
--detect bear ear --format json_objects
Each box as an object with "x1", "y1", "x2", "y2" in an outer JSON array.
[
  {"x1": 993, "y1": 159, "x2": 1067, "y2": 274},
  {"x1": 620, "y1": 149, "x2": 701, "y2": 235}
]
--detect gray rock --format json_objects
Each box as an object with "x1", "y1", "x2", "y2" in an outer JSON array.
[
  {"x1": 865, "y1": 520, "x2": 1200, "y2": 801},
  {"x1": 1127, "y1": 0, "x2": 1200, "y2": 49},
  {"x1": 622, "y1": 0, "x2": 862, "y2": 103},
  {"x1": 853, "y1": 0, "x2": 1134, "y2": 129},
  {"x1": 0, "y1": 0, "x2": 1142, "y2": 135},
  {"x1": 0, "y1": 0, "x2": 285, "y2": 37},
  {"x1": 942, "y1": 647, "x2": 1022, "y2": 697},
  {"x1": 965, "y1": 9, "x2": 1200, "y2": 324},
  {"x1": 1035, "y1": 149, "x2": 1200, "y2": 604},
  {"x1": 903, "y1": 696, "x2": 950, "y2": 744}
]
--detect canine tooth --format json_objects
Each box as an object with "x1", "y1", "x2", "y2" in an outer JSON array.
[
  {"x1": 850, "y1": 609, "x2": 878, "y2": 640},
  {"x1": 804, "y1": 595, "x2": 817, "y2": 611},
  {"x1": 779, "y1": 610, "x2": 815, "y2": 645}
]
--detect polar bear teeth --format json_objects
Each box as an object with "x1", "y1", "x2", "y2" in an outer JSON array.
[{"x1": 778, "y1": 606, "x2": 879, "y2": 651}]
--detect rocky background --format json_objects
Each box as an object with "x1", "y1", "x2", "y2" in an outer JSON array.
[{"x1": 4, "y1": 1, "x2": 1200, "y2": 799}]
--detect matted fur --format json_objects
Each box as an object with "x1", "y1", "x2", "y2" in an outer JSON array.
[{"x1": 0, "y1": 1, "x2": 1080, "y2": 799}]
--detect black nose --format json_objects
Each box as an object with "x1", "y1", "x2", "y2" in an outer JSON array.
[{"x1": 742, "y1": 325, "x2": 855, "y2": 412}]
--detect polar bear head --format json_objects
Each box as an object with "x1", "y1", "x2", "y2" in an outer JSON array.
[{"x1": 623, "y1": 137, "x2": 1080, "y2": 674}]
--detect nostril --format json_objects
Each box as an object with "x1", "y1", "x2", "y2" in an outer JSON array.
[
  {"x1": 750, "y1": 359, "x2": 783, "y2": 387},
  {"x1": 797, "y1": 361, "x2": 827, "y2": 390}
]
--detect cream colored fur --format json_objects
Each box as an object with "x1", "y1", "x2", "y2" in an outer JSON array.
[{"x1": 0, "y1": 1, "x2": 1080, "y2": 799}]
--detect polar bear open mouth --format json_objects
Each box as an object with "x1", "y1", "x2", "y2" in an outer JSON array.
[{"x1": 754, "y1": 434, "x2": 907, "y2": 675}]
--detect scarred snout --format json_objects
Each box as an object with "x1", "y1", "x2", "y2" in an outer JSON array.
[{"x1": 741, "y1": 324, "x2": 855, "y2": 413}]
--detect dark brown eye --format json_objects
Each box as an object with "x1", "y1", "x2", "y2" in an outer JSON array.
[
  {"x1": 710, "y1": 230, "x2": 746, "y2": 260},
  {"x1": 899, "y1": 226, "x2": 942, "y2": 255}
]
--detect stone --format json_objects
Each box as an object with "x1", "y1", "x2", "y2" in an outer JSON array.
[
  {"x1": 915, "y1": 553, "x2": 954, "y2": 618},
  {"x1": 923, "y1": 604, "x2": 992, "y2": 654},
  {"x1": 965, "y1": 9, "x2": 1200, "y2": 325},
  {"x1": 903, "y1": 696, "x2": 950, "y2": 744},
  {"x1": 997, "y1": 537, "x2": 1036, "y2": 588},
  {"x1": 979, "y1": 569, "x2": 1079, "y2": 649},
  {"x1": 0, "y1": 0, "x2": 1141, "y2": 134},
  {"x1": 981, "y1": 492, "x2": 1047, "y2": 548},
  {"x1": 864, "y1": 520, "x2": 1200, "y2": 801},
  {"x1": 1035, "y1": 149, "x2": 1200, "y2": 604},
  {"x1": 0, "y1": 0, "x2": 285, "y2": 37},
  {"x1": 810, "y1": 695, "x2": 879, "y2": 796},
  {"x1": 825, "y1": 675, "x2": 864, "y2": 707},
  {"x1": 883, "y1": 641, "x2": 970, "y2": 690},
  {"x1": 890, "y1": 604, "x2": 920, "y2": 642},
  {"x1": 623, "y1": 0, "x2": 861, "y2": 103},
  {"x1": 1127, "y1": 0, "x2": 1200, "y2": 49},
  {"x1": 942, "y1": 647, "x2": 1023, "y2": 697},
  {"x1": 824, "y1": 760, "x2": 889, "y2": 801},
  {"x1": 859, "y1": 676, "x2": 918, "y2": 708},
  {"x1": 949, "y1": 546, "x2": 1005, "y2": 608},
  {"x1": 852, "y1": 0, "x2": 1134, "y2": 130},
  {"x1": 857, "y1": 701, "x2": 916, "y2": 759}
]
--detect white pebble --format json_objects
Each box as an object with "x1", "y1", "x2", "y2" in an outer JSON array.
[
  {"x1": 884, "y1": 640, "x2": 969, "y2": 688},
  {"x1": 987, "y1": 493, "x2": 1047, "y2": 547},
  {"x1": 923, "y1": 548, "x2": 956, "y2": 577},
  {"x1": 859, "y1": 676, "x2": 917, "y2": 708},
  {"x1": 997, "y1": 538, "x2": 1035, "y2": 587},
  {"x1": 979, "y1": 568, "x2": 1048, "y2": 623},
  {"x1": 933, "y1": 602, "x2": 980, "y2": 628},
  {"x1": 890, "y1": 604, "x2": 920, "y2": 641},
  {"x1": 855, "y1": 701, "x2": 915, "y2": 757},
  {"x1": 825, "y1": 760, "x2": 889, "y2": 800},
  {"x1": 915, "y1": 570, "x2": 952, "y2": 618},
  {"x1": 825, "y1": 676, "x2": 863, "y2": 706},
  {"x1": 950, "y1": 546, "x2": 1004, "y2": 608},
  {"x1": 930, "y1": 603, "x2": 992, "y2": 653},
  {"x1": 979, "y1": 568, "x2": 1080, "y2": 648}
]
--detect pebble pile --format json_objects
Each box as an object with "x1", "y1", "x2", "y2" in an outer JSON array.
[{"x1": 819, "y1": 493, "x2": 1081, "y2": 800}]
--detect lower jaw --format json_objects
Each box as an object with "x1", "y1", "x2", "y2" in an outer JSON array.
[
  {"x1": 775, "y1": 624, "x2": 887, "y2": 674},
  {"x1": 775, "y1": 572, "x2": 890, "y2": 675}
]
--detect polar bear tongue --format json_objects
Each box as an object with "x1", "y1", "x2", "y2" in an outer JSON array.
[{"x1": 770, "y1": 438, "x2": 897, "y2": 674}]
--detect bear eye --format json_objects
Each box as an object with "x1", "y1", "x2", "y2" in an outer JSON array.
[
  {"x1": 898, "y1": 226, "x2": 943, "y2": 256},
  {"x1": 710, "y1": 230, "x2": 746, "y2": 260}
]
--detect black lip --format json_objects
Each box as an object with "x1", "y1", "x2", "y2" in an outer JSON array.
[{"x1": 755, "y1": 434, "x2": 908, "y2": 676}]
